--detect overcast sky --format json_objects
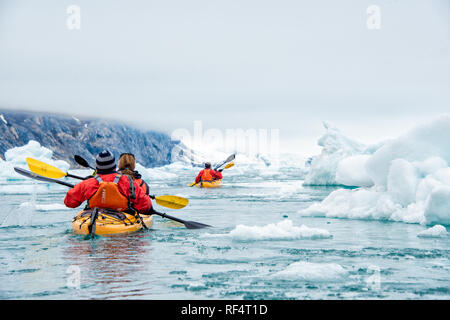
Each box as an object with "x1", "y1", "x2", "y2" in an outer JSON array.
[{"x1": 0, "y1": 0, "x2": 449, "y2": 155}]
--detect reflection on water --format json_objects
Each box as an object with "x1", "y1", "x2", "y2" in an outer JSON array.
[{"x1": 63, "y1": 232, "x2": 154, "y2": 299}]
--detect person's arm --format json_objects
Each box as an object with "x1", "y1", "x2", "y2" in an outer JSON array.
[
  {"x1": 64, "y1": 181, "x2": 88, "y2": 208},
  {"x1": 130, "y1": 180, "x2": 152, "y2": 213},
  {"x1": 213, "y1": 170, "x2": 223, "y2": 180},
  {"x1": 195, "y1": 170, "x2": 203, "y2": 183}
]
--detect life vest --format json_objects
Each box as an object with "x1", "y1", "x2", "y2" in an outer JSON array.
[
  {"x1": 201, "y1": 169, "x2": 214, "y2": 181},
  {"x1": 88, "y1": 174, "x2": 135, "y2": 211}
]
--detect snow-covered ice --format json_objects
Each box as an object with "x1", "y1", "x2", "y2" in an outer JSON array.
[
  {"x1": 417, "y1": 225, "x2": 448, "y2": 238},
  {"x1": 0, "y1": 140, "x2": 70, "y2": 180},
  {"x1": 301, "y1": 115, "x2": 450, "y2": 226}
]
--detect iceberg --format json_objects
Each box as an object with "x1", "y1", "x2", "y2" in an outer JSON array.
[
  {"x1": 301, "y1": 115, "x2": 450, "y2": 226},
  {"x1": 0, "y1": 140, "x2": 70, "y2": 179},
  {"x1": 303, "y1": 122, "x2": 377, "y2": 186}
]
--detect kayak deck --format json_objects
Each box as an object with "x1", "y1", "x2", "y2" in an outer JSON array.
[{"x1": 72, "y1": 208, "x2": 153, "y2": 236}]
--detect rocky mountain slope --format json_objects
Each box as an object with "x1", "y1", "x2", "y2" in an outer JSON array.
[{"x1": 0, "y1": 109, "x2": 182, "y2": 168}]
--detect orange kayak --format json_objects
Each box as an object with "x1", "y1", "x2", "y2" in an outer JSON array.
[
  {"x1": 195, "y1": 180, "x2": 222, "y2": 188},
  {"x1": 72, "y1": 208, "x2": 153, "y2": 236}
]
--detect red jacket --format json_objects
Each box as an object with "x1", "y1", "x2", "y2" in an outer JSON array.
[
  {"x1": 64, "y1": 173, "x2": 152, "y2": 213},
  {"x1": 195, "y1": 169, "x2": 223, "y2": 183},
  {"x1": 135, "y1": 178, "x2": 149, "y2": 195}
]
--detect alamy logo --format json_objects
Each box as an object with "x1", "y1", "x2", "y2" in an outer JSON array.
[
  {"x1": 365, "y1": 265, "x2": 381, "y2": 291},
  {"x1": 67, "y1": 5, "x2": 81, "y2": 30},
  {"x1": 171, "y1": 121, "x2": 280, "y2": 168},
  {"x1": 366, "y1": 5, "x2": 381, "y2": 30},
  {"x1": 66, "y1": 265, "x2": 81, "y2": 289}
]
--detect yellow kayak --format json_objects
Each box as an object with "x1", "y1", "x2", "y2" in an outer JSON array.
[
  {"x1": 72, "y1": 208, "x2": 153, "y2": 236},
  {"x1": 195, "y1": 180, "x2": 222, "y2": 188}
]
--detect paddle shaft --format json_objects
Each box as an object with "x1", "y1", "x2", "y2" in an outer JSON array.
[
  {"x1": 66, "y1": 173, "x2": 87, "y2": 180},
  {"x1": 14, "y1": 167, "x2": 75, "y2": 188},
  {"x1": 151, "y1": 209, "x2": 211, "y2": 229}
]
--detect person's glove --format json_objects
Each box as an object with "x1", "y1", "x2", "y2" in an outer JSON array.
[{"x1": 218, "y1": 169, "x2": 223, "y2": 172}]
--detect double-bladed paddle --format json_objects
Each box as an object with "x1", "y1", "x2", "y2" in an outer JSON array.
[
  {"x1": 214, "y1": 154, "x2": 236, "y2": 171},
  {"x1": 14, "y1": 166, "x2": 210, "y2": 229},
  {"x1": 26, "y1": 157, "x2": 190, "y2": 210}
]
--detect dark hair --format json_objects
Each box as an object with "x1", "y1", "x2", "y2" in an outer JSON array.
[
  {"x1": 120, "y1": 153, "x2": 135, "y2": 159},
  {"x1": 205, "y1": 162, "x2": 211, "y2": 169}
]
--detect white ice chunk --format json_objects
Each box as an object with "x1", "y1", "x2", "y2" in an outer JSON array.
[
  {"x1": 203, "y1": 220, "x2": 332, "y2": 241},
  {"x1": 273, "y1": 261, "x2": 347, "y2": 281},
  {"x1": 417, "y1": 225, "x2": 448, "y2": 238},
  {"x1": 423, "y1": 186, "x2": 450, "y2": 225}
]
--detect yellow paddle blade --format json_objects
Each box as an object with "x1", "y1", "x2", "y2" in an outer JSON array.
[
  {"x1": 224, "y1": 162, "x2": 234, "y2": 169},
  {"x1": 26, "y1": 158, "x2": 67, "y2": 179},
  {"x1": 189, "y1": 182, "x2": 197, "y2": 187},
  {"x1": 155, "y1": 195, "x2": 189, "y2": 209}
]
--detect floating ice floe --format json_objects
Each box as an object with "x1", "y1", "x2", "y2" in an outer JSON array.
[
  {"x1": 273, "y1": 261, "x2": 347, "y2": 281},
  {"x1": 301, "y1": 115, "x2": 450, "y2": 226},
  {"x1": 203, "y1": 219, "x2": 332, "y2": 241},
  {"x1": 417, "y1": 225, "x2": 448, "y2": 238}
]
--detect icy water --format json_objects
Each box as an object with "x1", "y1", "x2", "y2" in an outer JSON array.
[{"x1": 0, "y1": 164, "x2": 449, "y2": 300}]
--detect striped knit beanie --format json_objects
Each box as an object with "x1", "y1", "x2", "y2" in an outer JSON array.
[{"x1": 96, "y1": 150, "x2": 116, "y2": 174}]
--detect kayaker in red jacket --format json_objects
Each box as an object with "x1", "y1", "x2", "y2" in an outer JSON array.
[
  {"x1": 118, "y1": 153, "x2": 150, "y2": 195},
  {"x1": 195, "y1": 162, "x2": 223, "y2": 184},
  {"x1": 64, "y1": 150, "x2": 152, "y2": 213}
]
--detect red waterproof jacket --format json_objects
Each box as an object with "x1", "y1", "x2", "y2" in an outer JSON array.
[
  {"x1": 195, "y1": 169, "x2": 223, "y2": 183},
  {"x1": 135, "y1": 178, "x2": 149, "y2": 195},
  {"x1": 64, "y1": 173, "x2": 152, "y2": 213}
]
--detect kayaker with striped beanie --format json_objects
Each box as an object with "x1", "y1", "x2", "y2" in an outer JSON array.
[
  {"x1": 64, "y1": 150, "x2": 152, "y2": 213},
  {"x1": 194, "y1": 162, "x2": 223, "y2": 184}
]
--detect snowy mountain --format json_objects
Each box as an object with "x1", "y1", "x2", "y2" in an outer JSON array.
[{"x1": 0, "y1": 109, "x2": 183, "y2": 168}]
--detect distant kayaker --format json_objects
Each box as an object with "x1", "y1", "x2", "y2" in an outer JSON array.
[
  {"x1": 64, "y1": 150, "x2": 152, "y2": 214},
  {"x1": 118, "y1": 152, "x2": 150, "y2": 195},
  {"x1": 195, "y1": 162, "x2": 223, "y2": 184}
]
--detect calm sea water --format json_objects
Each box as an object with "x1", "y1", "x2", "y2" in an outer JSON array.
[{"x1": 0, "y1": 164, "x2": 449, "y2": 300}]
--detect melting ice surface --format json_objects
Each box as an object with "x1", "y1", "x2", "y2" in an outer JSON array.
[{"x1": 0, "y1": 132, "x2": 449, "y2": 299}]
